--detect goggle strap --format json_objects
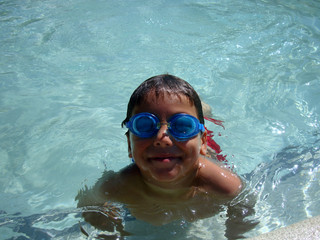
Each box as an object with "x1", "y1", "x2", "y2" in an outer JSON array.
[{"x1": 199, "y1": 124, "x2": 205, "y2": 133}]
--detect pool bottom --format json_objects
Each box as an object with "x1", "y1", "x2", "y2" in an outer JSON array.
[{"x1": 249, "y1": 215, "x2": 320, "y2": 240}]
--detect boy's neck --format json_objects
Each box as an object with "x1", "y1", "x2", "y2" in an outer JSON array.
[
  {"x1": 140, "y1": 166, "x2": 200, "y2": 200},
  {"x1": 143, "y1": 181, "x2": 196, "y2": 200}
]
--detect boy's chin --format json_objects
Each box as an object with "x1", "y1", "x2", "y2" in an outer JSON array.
[{"x1": 148, "y1": 168, "x2": 182, "y2": 184}]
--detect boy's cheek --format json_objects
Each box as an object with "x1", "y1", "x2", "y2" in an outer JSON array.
[
  {"x1": 126, "y1": 133, "x2": 148, "y2": 156},
  {"x1": 128, "y1": 135, "x2": 150, "y2": 151}
]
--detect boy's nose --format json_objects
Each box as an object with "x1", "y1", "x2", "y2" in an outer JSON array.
[{"x1": 153, "y1": 124, "x2": 173, "y2": 147}]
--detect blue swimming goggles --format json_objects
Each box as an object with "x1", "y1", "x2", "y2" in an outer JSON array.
[{"x1": 125, "y1": 112, "x2": 205, "y2": 141}]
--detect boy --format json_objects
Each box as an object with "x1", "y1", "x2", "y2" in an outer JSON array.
[{"x1": 77, "y1": 74, "x2": 243, "y2": 234}]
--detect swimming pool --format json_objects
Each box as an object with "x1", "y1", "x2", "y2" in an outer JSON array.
[{"x1": 0, "y1": 0, "x2": 319, "y2": 239}]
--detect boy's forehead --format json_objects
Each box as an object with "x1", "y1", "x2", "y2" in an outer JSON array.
[{"x1": 142, "y1": 90, "x2": 192, "y2": 105}]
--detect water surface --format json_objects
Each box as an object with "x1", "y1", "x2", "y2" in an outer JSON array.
[{"x1": 0, "y1": 0, "x2": 319, "y2": 239}]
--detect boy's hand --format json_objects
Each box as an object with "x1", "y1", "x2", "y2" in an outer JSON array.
[{"x1": 80, "y1": 203, "x2": 130, "y2": 236}]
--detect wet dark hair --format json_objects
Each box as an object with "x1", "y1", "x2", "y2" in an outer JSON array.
[{"x1": 121, "y1": 74, "x2": 204, "y2": 127}]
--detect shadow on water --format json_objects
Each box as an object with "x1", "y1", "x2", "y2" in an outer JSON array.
[
  {"x1": 0, "y1": 209, "x2": 83, "y2": 240},
  {"x1": 243, "y1": 138, "x2": 320, "y2": 234},
  {"x1": 1, "y1": 139, "x2": 319, "y2": 239}
]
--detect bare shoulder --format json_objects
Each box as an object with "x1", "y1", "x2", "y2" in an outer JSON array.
[
  {"x1": 100, "y1": 164, "x2": 145, "y2": 202},
  {"x1": 75, "y1": 170, "x2": 118, "y2": 207},
  {"x1": 76, "y1": 164, "x2": 142, "y2": 207},
  {"x1": 198, "y1": 157, "x2": 242, "y2": 198}
]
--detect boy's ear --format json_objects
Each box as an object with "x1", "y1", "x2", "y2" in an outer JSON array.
[
  {"x1": 200, "y1": 130, "x2": 207, "y2": 156},
  {"x1": 126, "y1": 133, "x2": 132, "y2": 158}
]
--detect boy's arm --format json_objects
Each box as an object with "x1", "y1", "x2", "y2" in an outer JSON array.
[
  {"x1": 200, "y1": 157, "x2": 242, "y2": 197},
  {"x1": 75, "y1": 171, "x2": 127, "y2": 234}
]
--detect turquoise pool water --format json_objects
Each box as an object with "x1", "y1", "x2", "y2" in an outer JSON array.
[{"x1": 0, "y1": 0, "x2": 319, "y2": 239}]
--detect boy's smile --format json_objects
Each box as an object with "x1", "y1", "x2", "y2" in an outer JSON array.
[
  {"x1": 126, "y1": 91, "x2": 207, "y2": 189},
  {"x1": 147, "y1": 153, "x2": 182, "y2": 170}
]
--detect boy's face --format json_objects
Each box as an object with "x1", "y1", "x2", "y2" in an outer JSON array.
[{"x1": 126, "y1": 91, "x2": 207, "y2": 188}]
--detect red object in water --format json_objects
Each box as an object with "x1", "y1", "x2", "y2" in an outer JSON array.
[
  {"x1": 204, "y1": 116, "x2": 227, "y2": 162},
  {"x1": 204, "y1": 116, "x2": 225, "y2": 129}
]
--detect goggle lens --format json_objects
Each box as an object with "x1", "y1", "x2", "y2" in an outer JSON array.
[
  {"x1": 131, "y1": 114, "x2": 158, "y2": 138},
  {"x1": 126, "y1": 113, "x2": 204, "y2": 141},
  {"x1": 171, "y1": 115, "x2": 195, "y2": 135}
]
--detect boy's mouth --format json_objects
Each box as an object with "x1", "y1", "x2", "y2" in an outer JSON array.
[
  {"x1": 148, "y1": 156, "x2": 181, "y2": 167},
  {"x1": 150, "y1": 157, "x2": 178, "y2": 162}
]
